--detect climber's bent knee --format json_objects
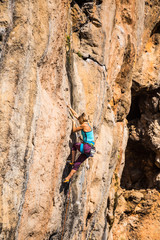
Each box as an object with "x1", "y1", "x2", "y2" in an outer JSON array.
[
  {"x1": 72, "y1": 153, "x2": 88, "y2": 171},
  {"x1": 72, "y1": 142, "x2": 81, "y2": 151}
]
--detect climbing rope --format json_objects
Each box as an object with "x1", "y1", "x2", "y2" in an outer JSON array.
[
  {"x1": 61, "y1": 181, "x2": 72, "y2": 240},
  {"x1": 60, "y1": 107, "x2": 76, "y2": 240}
]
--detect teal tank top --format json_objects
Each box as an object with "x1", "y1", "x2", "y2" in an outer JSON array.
[{"x1": 81, "y1": 123, "x2": 95, "y2": 145}]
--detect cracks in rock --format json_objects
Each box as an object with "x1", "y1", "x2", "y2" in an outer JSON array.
[
  {"x1": 74, "y1": 51, "x2": 107, "y2": 72},
  {"x1": 0, "y1": 26, "x2": 10, "y2": 66},
  {"x1": 102, "y1": 216, "x2": 107, "y2": 240},
  {"x1": 86, "y1": 171, "x2": 114, "y2": 239},
  {"x1": 14, "y1": 147, "x2": 34, "y2": 240},
  {"x1": 49, "y1": 232, "x2": 59, "y2": 240},
  {"x1": 72, "y1": 0, "x2": 102, "y2": 8},
  {"x1": 37, "y1": 16, "x2": 51, "y2": 67},
  {"x1": 71, "y1": 0, "x2": 102, "y2": 33},
  {"x1": 82, "y1": 2, "x2": 102, "y2": 27},
  {"x1": 9, "y1": 0, "x2": 15, "y2": 24},
  {"x1": 15, "y1": 71, "x2": 41, "y2": 240},
  {"x1": 84, "y1": 55, "x2": 107, "y2": 72},
  {"x1": 86, "y1": 212, "x2": 92, "y2": 226},
  {"x1": 72, "y1": 0, "x2": 90, "y2": 8},
  {"x1": 66, "y1": 46, "x2": 74, "y2": 105},
  {"x1": 15, "y1": 146, "x2": 35, "y2": 240},
  {"x1": 0, "y1": 33, "x2": 2, "y2": 42}
]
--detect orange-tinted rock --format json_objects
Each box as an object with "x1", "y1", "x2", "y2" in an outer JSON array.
[{"x1": 0, "y1": 0, "x2": 160, "y2": 239}]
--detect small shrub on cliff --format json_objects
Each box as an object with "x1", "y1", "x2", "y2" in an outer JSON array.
[
  {"x1": 66, "y1": 35, "x2": 70, "y2": 51},
  {"x1": 77, "y1": 51, "x2": 83, "y2": 58}
]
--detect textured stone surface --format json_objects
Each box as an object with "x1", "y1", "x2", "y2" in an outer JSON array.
[
  {"x1": 112, "y1": 189, "x2": 160, "y2": 240},
  {"x1": 0, "y1": 0, "x2": 160, "y2": 240},
  {"x1": 110, "y1": 1, "x2": 160, "y2": 239}
]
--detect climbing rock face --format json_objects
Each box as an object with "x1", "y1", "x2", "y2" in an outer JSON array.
[
  {"x1": 110, "y1": 1, "x2": 160, "y2": 239},
  {"x1": 0, "y1": 0, "x2": 160, "y2": 240},
  {"x1": 112, "y1": 189, "x2": 160, "y2": 240}
]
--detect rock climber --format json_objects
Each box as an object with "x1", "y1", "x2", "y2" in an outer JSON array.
[{"x1": 63, "y1": 105, "x2": 95, "y2": 183}]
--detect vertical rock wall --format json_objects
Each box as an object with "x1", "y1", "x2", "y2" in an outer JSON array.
[
  {"x1": 108, "y1": 0, "x2": 160, "y2": 239},
  {"x1": 0, "y1": 0, "x2": 160, "y2": 239}
]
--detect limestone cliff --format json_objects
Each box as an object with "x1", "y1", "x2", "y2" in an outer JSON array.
[{"x1": 0, "y1": 0, "x2": 159, "y2": 240}]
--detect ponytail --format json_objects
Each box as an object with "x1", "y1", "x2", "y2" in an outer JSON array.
[{"x1": 78, "y1": 112, "x2": 88, "y2": 123}]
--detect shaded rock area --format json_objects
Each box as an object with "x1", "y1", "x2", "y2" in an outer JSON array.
[
  {"x1": 0, "y1": 0, "x2": 160, "y2": 240},
  {"x1": 110, "y1": 1, "x2": 160, "y2": 238},
  {"x1": 121, "y1": 88, "x2": 160, "y2": 190}
]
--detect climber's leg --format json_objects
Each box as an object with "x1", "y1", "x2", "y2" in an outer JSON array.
[
  {"x1": 71, "y1": 143, "x2": 81, "y2": 164},
  {"x1": 64, "y1": 169, "x2": 76, "y2": 182},
  {"x1": 73, "y1": 153, "x2": 88, "y2": 171},
  {"x1": 71, "y1": 150, "x2": 76, "y2": 164},
  {"x1": 64, "y1": 143, "x2": 91, "y2": 182},
  {"x1": 72, "y1": 142, "x2": 81, "y2": 151},
  {"x1": 64, "y1": 153, "x2": 88, "y2": 181}
]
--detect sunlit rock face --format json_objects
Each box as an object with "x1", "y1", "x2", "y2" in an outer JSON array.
[
  {"x1": 0, "y1": 0, "x2": 160, "y2": 240},
  {"x1": 109, "y1": 1, "x2": 160, "y2": 239}
]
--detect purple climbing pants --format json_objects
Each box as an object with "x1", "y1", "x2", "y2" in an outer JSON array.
[{"x1": 72, "y1": 143, "x2": 91, "y2": 171}]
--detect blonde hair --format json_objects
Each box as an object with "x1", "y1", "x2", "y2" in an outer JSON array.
[{"x1": 78, "y1": 113, "x2": 88, "y2": 123}]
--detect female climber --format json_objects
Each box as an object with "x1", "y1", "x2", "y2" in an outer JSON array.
[{"x1": 63, "y1": 106, "x2": 95, "y2": 183}]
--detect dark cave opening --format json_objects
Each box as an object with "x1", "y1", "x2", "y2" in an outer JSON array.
[
  {"x1": 120, "y1": 139, "x2": 158, "y2": 190},
  {"x1": 150, "y1": 21, "x2": 160, "y2": 36},
  {"x1": 127, "y1": 95, "x2": 141, "y2": 121},
  {"x1": 121, "y1": 91, "x2": 160, "y2": 190}
]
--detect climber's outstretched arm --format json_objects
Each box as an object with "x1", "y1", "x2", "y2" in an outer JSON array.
[
  {"x1": 67, "y1": 105, "x2": 78, "y2": 119},
  {"x1": 72, "y1": 120, "x2": 83, "y2": 132}
]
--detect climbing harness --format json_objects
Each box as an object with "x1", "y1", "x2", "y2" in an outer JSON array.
[
  {"x1": 79, "y1": 141, "x2": 96, "y2": 157},
  {"x1": 81, "y1": 123, "x2": 96, "y2": 157},
  {"x1": 89, "y1": 145, "x2": 96, "y2": 157}
]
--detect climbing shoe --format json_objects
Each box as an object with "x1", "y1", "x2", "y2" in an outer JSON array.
[
  {"x1": 66, "y1": 160, "x2": 74, "y2": 165},
  {"x1": 69, "y1": 162, "x2": 74, "y2": 166},
  {"x1": 63, "y1": 178, "x2": 69, "y2": 183}
]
